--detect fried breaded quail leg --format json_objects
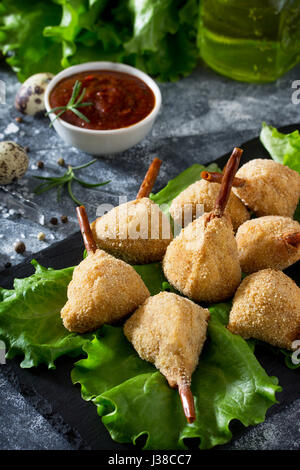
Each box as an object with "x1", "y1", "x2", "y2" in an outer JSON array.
[
  {"x1": 91, "y1": 197, "x2": 172, "y2": 264},
  {"x1": 236, "y1": 216, "x2": 300, "y2": 273},
  {"x1": 203, "y1": 159, "x2": 300, "y2": 218},
  {"x1": 170, "y1": 178, "x2": 249, "y2": 232},
  {"x1": 124, "y1": 292, "x2": 210, "y2": 423},
  {"x1": 228, "y1": 269, "x2": 300, "y2": 350},
  {"x1": 61, "y1": 206, "x2": 150, "y2": 333},
  {"x1": 91, "y1": 158, "x2": 173, "y2": 264},
  {"x1": 163, "y1": 148, "x2": 242, "y2": 303}
]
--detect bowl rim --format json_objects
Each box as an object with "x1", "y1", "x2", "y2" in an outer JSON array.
[{"x1": 44, "y1": 61, "x2": 162, "y2": 135}]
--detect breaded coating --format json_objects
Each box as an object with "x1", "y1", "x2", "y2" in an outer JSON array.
[
  {"x1": 163, "y1": 213, "x2": 241, "y2": 303},
  {"x1": 228, "y1": 269, "x2": 300, "y2": 350},
  {"x1": 233, "y1": 159, "x2": 300, "y2": 217},
  {"x1": 236, "y1": 216, "x2": 300, "y2": 273},
  {"x1": 170, "y1": 179, "x2": 250, "y2": 231},
  {"x1": 124, "y1": 292, "x2": 210, "y2": 388},
  {"x1": 61, "y1": 249, "x2": 150, "y2": 333},
  {"x1": 91, "y1": 198, "x2": 173, "y2": 264}
]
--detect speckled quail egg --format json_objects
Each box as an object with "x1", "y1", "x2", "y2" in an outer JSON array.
[
  {"x1": 0, "y1": 141, "x2": 29, "y2": 184},
  {"x1": 15, "y1": 73, "x2": 54, "y2": 116}
]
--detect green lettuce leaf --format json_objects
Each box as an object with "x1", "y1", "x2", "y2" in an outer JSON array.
[
  {"x1": 0, "y1": 0, "x2": 62, "y2": 82},
  {"x1": 43, "y1": 0, "x2": 124, "y2": 69},
  {"x1": 133, "y1": 263, "x2": 169, "y2": 296},
  {"x1": 129, "y1": 0, "x2": 199, "y2": 81},
  {"x1": 72, "y1": 309, "x2": 280, "y2": 450},
  {"x1": 125, "y1": 0, "x2": 178, "y2": 54},
  {"x1": 134, "y1": 29, "x2": 198, "y2": 82},
  {"x1": 260, "y1": 122, "x2": 300, "y2": 173},
  {"x1": 0, "y1": 260, "x2": 91, "y2": 368},
  {"x1": 0, "y1": 0, "x2": 199, "y2": 82}
]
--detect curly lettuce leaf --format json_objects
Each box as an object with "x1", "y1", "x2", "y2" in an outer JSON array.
[
  {"x1": 260, "y1": 122, "x2": 300, "y2": 173},
  {"x1": 0, "y1": 0, "x2": 62, "y2": 82},
  {"x1": 72, "y1": 311, "x2": 280, "y2": 450},
  {"x1": 128, "y1": 0, "x2": 199, "y2": 81},
  {"x1": 0, "y1": 0, "x2": 199, "y2": 82},
  {"x1": 43, "y1": 0, "x2": 123, "y2": 69},
  {"x1": 0, "y1": 260, "x2": 91, "y2": 369},
  {"x1": 125, "y1": 0, "x2": 178, "y2": 54},
  {"x1": 134, "y1": 29, "x2": 198, "y2": 82},
  {"x1": 133, "y1": 263, "x2": 168, "y2": 296}
]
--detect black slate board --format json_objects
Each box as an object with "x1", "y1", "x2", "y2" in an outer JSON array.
[{"x1": 0, "y1": 125, "x2": 299, "y2": 451}]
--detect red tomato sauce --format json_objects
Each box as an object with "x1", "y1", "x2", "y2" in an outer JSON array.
[{"x1": 49, "y1": 70, "x2": 156, "y2": 130}]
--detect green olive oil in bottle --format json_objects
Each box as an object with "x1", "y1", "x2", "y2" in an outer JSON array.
[{"x1": 198, "y1": 0, "x2": 300, "y2": 82}]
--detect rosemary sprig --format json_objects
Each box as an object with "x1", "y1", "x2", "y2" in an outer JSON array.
[
  {"x1": 34, "y1": 159, "x2": 110, "y2": 205},
  {"x1": 45, "y1": 80, "x2": 93, "y2": 127}
]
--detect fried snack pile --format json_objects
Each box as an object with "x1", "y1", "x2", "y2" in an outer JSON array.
[
  {"x1": 170, "y1": 179, "x2": 249, "y2": 232},
  {"x1": 124, "y1": 292, "x2": 209, "y2": 408},
  {"x1": 228, "y1": 269, "x2": 300, "y2": 350},
  {"x1": 232, "y1": 159, "x2": 300, "y2": 217},
  {"x1": 61, "y1": 249, "x2": 150, "y2": 333},
  {"x1": 91, "y1": 197, "x2": 172, "y2": 264},
  {"x1": 236, "y1": 216, "x2": 300, "y2": 273}
]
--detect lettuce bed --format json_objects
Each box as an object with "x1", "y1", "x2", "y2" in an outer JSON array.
[
  {"x1": 72, "y1": 310, "x2": 280, "y2": 450},
  {"x1": 0, "y1": 261, "x2": 92, "y2": 368},
  {"x1": 0, "y1": 259, "x2": 281, "y2": 449},
  {"x1": 1, "y1": 126, "x2": 299, "y2": 448}
]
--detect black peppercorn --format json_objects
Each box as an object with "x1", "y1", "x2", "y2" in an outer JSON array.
[
  {"x1": 50, "y1": 217, "x2": 58, "y2": 225},
  {"x1": 14, "y1": 241, "x2": 26, "y2": 254}
]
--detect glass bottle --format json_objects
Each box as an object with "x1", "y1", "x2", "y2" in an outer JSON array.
[{"x1": 198, "y1": 0, "x2": 300, "y2": 83}]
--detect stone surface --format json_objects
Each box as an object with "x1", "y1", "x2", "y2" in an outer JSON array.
[
  {"x1": 0, "y1": 375, "x2": 74, "y2": 450},
  {"x1": 226, "y1": 400, "x2": 300, "y2": 450},
  {"x1": 0, "y1": 60, "x2": 300, "y2": 450}
]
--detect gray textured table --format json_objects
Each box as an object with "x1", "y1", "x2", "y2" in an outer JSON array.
[{"x1": 0, "y1": 61, "x2": 300, "y2": 450}]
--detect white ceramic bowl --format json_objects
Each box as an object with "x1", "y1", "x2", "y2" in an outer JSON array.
[{"x1": 44, "y1": 62, "x2": 162, "y2": 155}]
